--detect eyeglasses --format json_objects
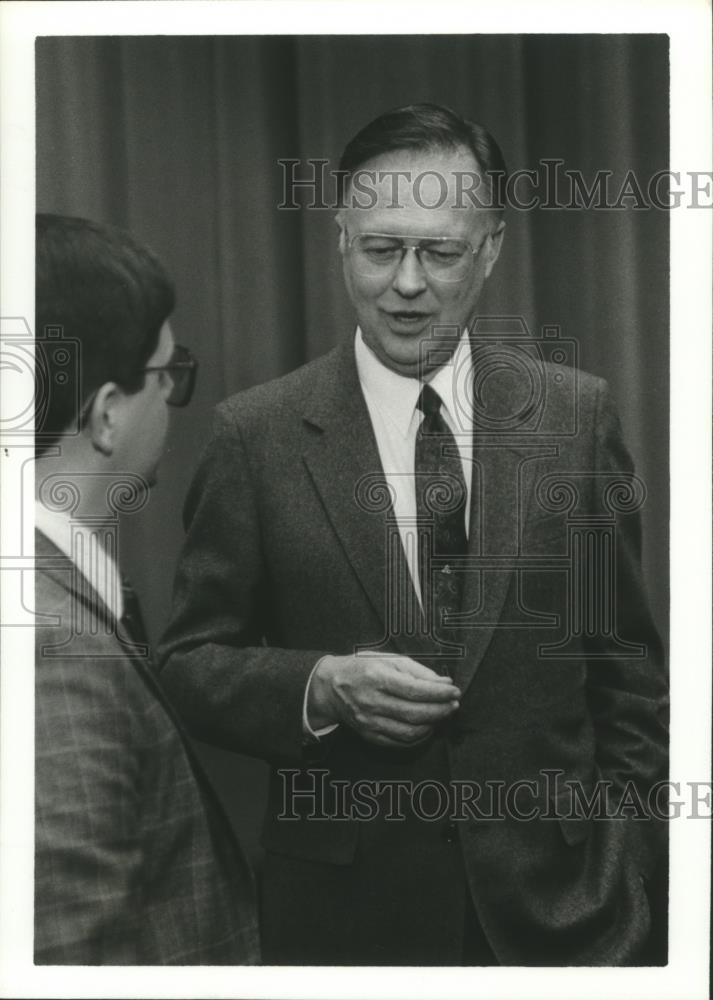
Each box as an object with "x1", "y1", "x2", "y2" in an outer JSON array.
[
  {"x1": 344, "y1": 232, "x2": 490, "y2": 283},
  {"x1": 140, "y1": 343, "x2": 198, "y2": 407},
  {"x1": 78, "y1": 344, "x2": 199, "y2": 427}
]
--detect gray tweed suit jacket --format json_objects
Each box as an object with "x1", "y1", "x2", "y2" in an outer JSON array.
[{"x1": 160, "y1": 335, "x2": 668, "y2": 966}]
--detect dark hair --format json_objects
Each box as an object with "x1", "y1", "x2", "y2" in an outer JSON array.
[
  {"x1": 338, "y1": 103, "x2": 508, "y2": 212},
  {"x1": 35, "y1": 213, "x2": 175, "y2": 455}
]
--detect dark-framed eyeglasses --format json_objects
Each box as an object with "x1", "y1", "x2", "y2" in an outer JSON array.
[
  {"x1": 344, "y1": 231, "x2": 490, "y2": 283},
  {"x1": 140, "y1": 343, "x2": 198, "y2": 407}
]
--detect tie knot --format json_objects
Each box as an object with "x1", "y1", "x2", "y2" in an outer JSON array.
[{"x1": 417, "y1": 383, "x2": 443, "y2": 418}]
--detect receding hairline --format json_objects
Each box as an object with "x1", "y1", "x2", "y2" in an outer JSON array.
[
  {"x1": 337, "y1": 141, "x2": 498, "y2": 217},
  {"x1": 344, "y1": 140, "x2": 482, "y2": 174}
]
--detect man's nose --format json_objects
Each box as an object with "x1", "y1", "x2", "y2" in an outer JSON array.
[{"x1": 391, "y1": 247, "x2": 428, "y2": 296}]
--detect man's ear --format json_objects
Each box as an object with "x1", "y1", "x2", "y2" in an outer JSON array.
[
  {"x1": 85, "y1": 382, "x2": 122, "y2": 456},
  {"x1": 484, "y1": 219, "x2": 505, "y2": 278}
]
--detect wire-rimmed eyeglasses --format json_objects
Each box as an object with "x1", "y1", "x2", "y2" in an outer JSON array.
[{"x1": 343, "y1": 231, "x2": 490, "y2": 283}]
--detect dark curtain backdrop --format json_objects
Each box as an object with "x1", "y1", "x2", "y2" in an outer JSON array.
[{"x1": 36, "y1": 34, "x2": 669, "y2": 859}]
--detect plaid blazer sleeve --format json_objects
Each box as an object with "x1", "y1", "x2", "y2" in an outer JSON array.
[{"x1": 34, "y1": 621, "x2": 149, "y2": 964}]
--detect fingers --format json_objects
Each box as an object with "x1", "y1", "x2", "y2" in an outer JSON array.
[
  {"x1": 386, "y1": 655, "x2": 450, "y2": 681},
  {"x1": 379, "y1": 669, "x2": 461, "y2": 704},
  {"x1": 362, "y1": 691, "x2": 459, "y2": 725},
  {"x1": 363, "y1": 731, "x2": 427, "y2": 749},
  {"x1": 360, "y1": 652, "x2": 454, "y2": 684},
  {"x1": 374, "y1": 655, "x2": 461, "y2": 697},
  {"x1": 330, "y1": 653, "x2": 462, "y2": 743},
  {"x1": 360, "y1": 715, "x2": 434, "y2": 746}
]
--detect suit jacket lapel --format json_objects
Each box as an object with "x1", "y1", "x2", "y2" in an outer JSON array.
[
  {"x1": 453, "y1": 374, "x2": 538, "y2": 694},
  {"x1": 300, "y1": 338, "x2": 536, "y2": 673},
  {"x1": 35, "y1": 529, "x2": 242, "y2": 845},
  {"x1": 35, "y1": 530, "x2": 194, "y2": 743},
  {"x1": 35, "y1": 529, "x2": 117, "y2": 633},
  {"x1": 301, "y1": 340, "x2": 436, "y2": 658}
]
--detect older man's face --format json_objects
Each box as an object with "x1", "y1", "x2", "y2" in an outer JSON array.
[{"x1": 339, "y1": 146, "x2": 504, "y2": 378}]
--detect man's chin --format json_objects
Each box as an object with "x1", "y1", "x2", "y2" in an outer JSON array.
[
  {"x1": 378, "y1": 349, "x2": 424, "y2": 379},
  {"x1": 383, "y1": 332, "x2": 459, "y2": 378}
]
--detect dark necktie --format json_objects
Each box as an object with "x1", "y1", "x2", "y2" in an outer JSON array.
[
  {"x1": 415, "y1": 383, "x2": 468, "y2": 653},
  {"x1": 118, "y1": 575, "x2": 151, "y2": 659}
]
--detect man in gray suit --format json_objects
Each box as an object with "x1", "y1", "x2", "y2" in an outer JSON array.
[
  {"x1": 34, "y1": 214, "x2": 259, "y2": 964},
  {"x1": 160, "y1": 105, "x2": 668, "y2": 965}
]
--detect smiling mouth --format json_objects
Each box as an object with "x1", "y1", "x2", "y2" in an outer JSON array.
[{"x1": 386, "y1": 311, "x2": 431, "y2": 328}]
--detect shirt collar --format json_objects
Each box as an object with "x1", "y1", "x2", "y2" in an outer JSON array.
[
  {"x1": 35, "y1": 501, "x2": 77, "y2": 561},
  {"x1": 354, "y1": 328, "x2": 422, "y2": 438},
  {"x1": 354, "y1": 326, "x2": 474, "y2": 436},
  {"x1": 35, "y1": 500, "x2": 123, "y2": 619},
  {"x1": 427, "y1": 328, "x2": 474, "y2": 431}
]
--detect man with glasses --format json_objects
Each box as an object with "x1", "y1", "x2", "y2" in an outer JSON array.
[
  {"x1": 34, "y1": 214, "x2": 258, "y2": 964},
  {"x1": 161, "y1": 105, "x2": 667, "y2": 965}
]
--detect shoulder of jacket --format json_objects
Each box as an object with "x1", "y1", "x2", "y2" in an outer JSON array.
[
  {"x1": 35, "y1": 569, "x2": 150, "y2": 701},
  {"x1": 212, "y1": 346, "x2": 341, "y2": 433},
  {"x1": 541, "y1": 361, "x2": 605, "y2": 396},
  {"x1": 541, "y1": 362, "x2": 607, "y2": 427}
]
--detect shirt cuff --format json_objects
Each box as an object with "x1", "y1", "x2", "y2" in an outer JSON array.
[{"x1": 302, "y1": 656, "x2": 340, "y2": 740}]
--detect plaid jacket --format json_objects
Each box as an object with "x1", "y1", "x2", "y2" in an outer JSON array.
[{"x1": 34, "y1": 530, "x2": 259, "y2": 965}]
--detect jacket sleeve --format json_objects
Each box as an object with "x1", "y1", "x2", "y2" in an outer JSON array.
[
  {"x1": 34, "y1": 639, "x2": 145, "y2": 964},
  {"x1": 158, "y1": 406, "x2": 327, "y2": 765},
  {"x1": 584, "y1": 380, "x2": 669, "y2": 877}
]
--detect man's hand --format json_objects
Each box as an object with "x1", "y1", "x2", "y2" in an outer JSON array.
[{"x1": 307, "y1": 652, "x2": 461, "y2": 747}]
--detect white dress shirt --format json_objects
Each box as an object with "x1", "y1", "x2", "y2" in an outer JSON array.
[
  {"x1": 35, "y1": 500, "x2": 124, "y2": 621},
  {"x1": 303, "y1": 327, "x2": 474, "y2": 738},
  {"x1": 354, "y1": 325, "x2": 474, "y2": 606}
]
